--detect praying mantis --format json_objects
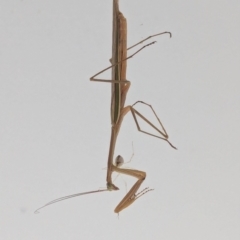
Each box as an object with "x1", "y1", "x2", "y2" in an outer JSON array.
[
  {"x1": 35, "y1": 0, "x2": 175, "y2": 214},
  {"x1": 90, "y1": 0, "x2": 176, "y2": 212}
]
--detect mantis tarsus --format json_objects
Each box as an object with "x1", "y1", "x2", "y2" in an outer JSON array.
[{"x1": 35, "y1": 0, "x2": 175, "y2": 214}]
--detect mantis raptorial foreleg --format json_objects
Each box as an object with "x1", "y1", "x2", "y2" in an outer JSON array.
[{"x1": 111, "y1": 164, "x2": 153, "y2": 213}]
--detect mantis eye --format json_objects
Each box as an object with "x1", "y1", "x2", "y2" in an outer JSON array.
[{"x1": 115, "y1": 155, "x2": 124, "y2": 167}]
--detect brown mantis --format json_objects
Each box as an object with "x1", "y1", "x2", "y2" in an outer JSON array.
[
  {"x1": 89, "y1": 0, "x2": 175, "y2": 212},
  {"x1": 35, "y1": 0, "x2": 175, "y2": 214}
]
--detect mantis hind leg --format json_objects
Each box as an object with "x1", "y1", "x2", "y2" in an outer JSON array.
[
  {"x1": 114, "y1": 101, "x2": 176, "y2": 149},
  {"x1": 130, "y1": 101, "x2": 177, "y2": 149}
]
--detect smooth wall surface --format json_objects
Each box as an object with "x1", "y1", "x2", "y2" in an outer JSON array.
[{"x1": 0, "y1": 0, "x2": 239, "y2": 239}]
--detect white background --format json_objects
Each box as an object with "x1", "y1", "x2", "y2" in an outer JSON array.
[{"x1": 0, "y1": 0, "x2": 239, "y2": 239}]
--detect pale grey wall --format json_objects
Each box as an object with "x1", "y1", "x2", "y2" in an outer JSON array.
[{"x1": 0, "y1": 0, "x2": 239, "y2": 239}]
